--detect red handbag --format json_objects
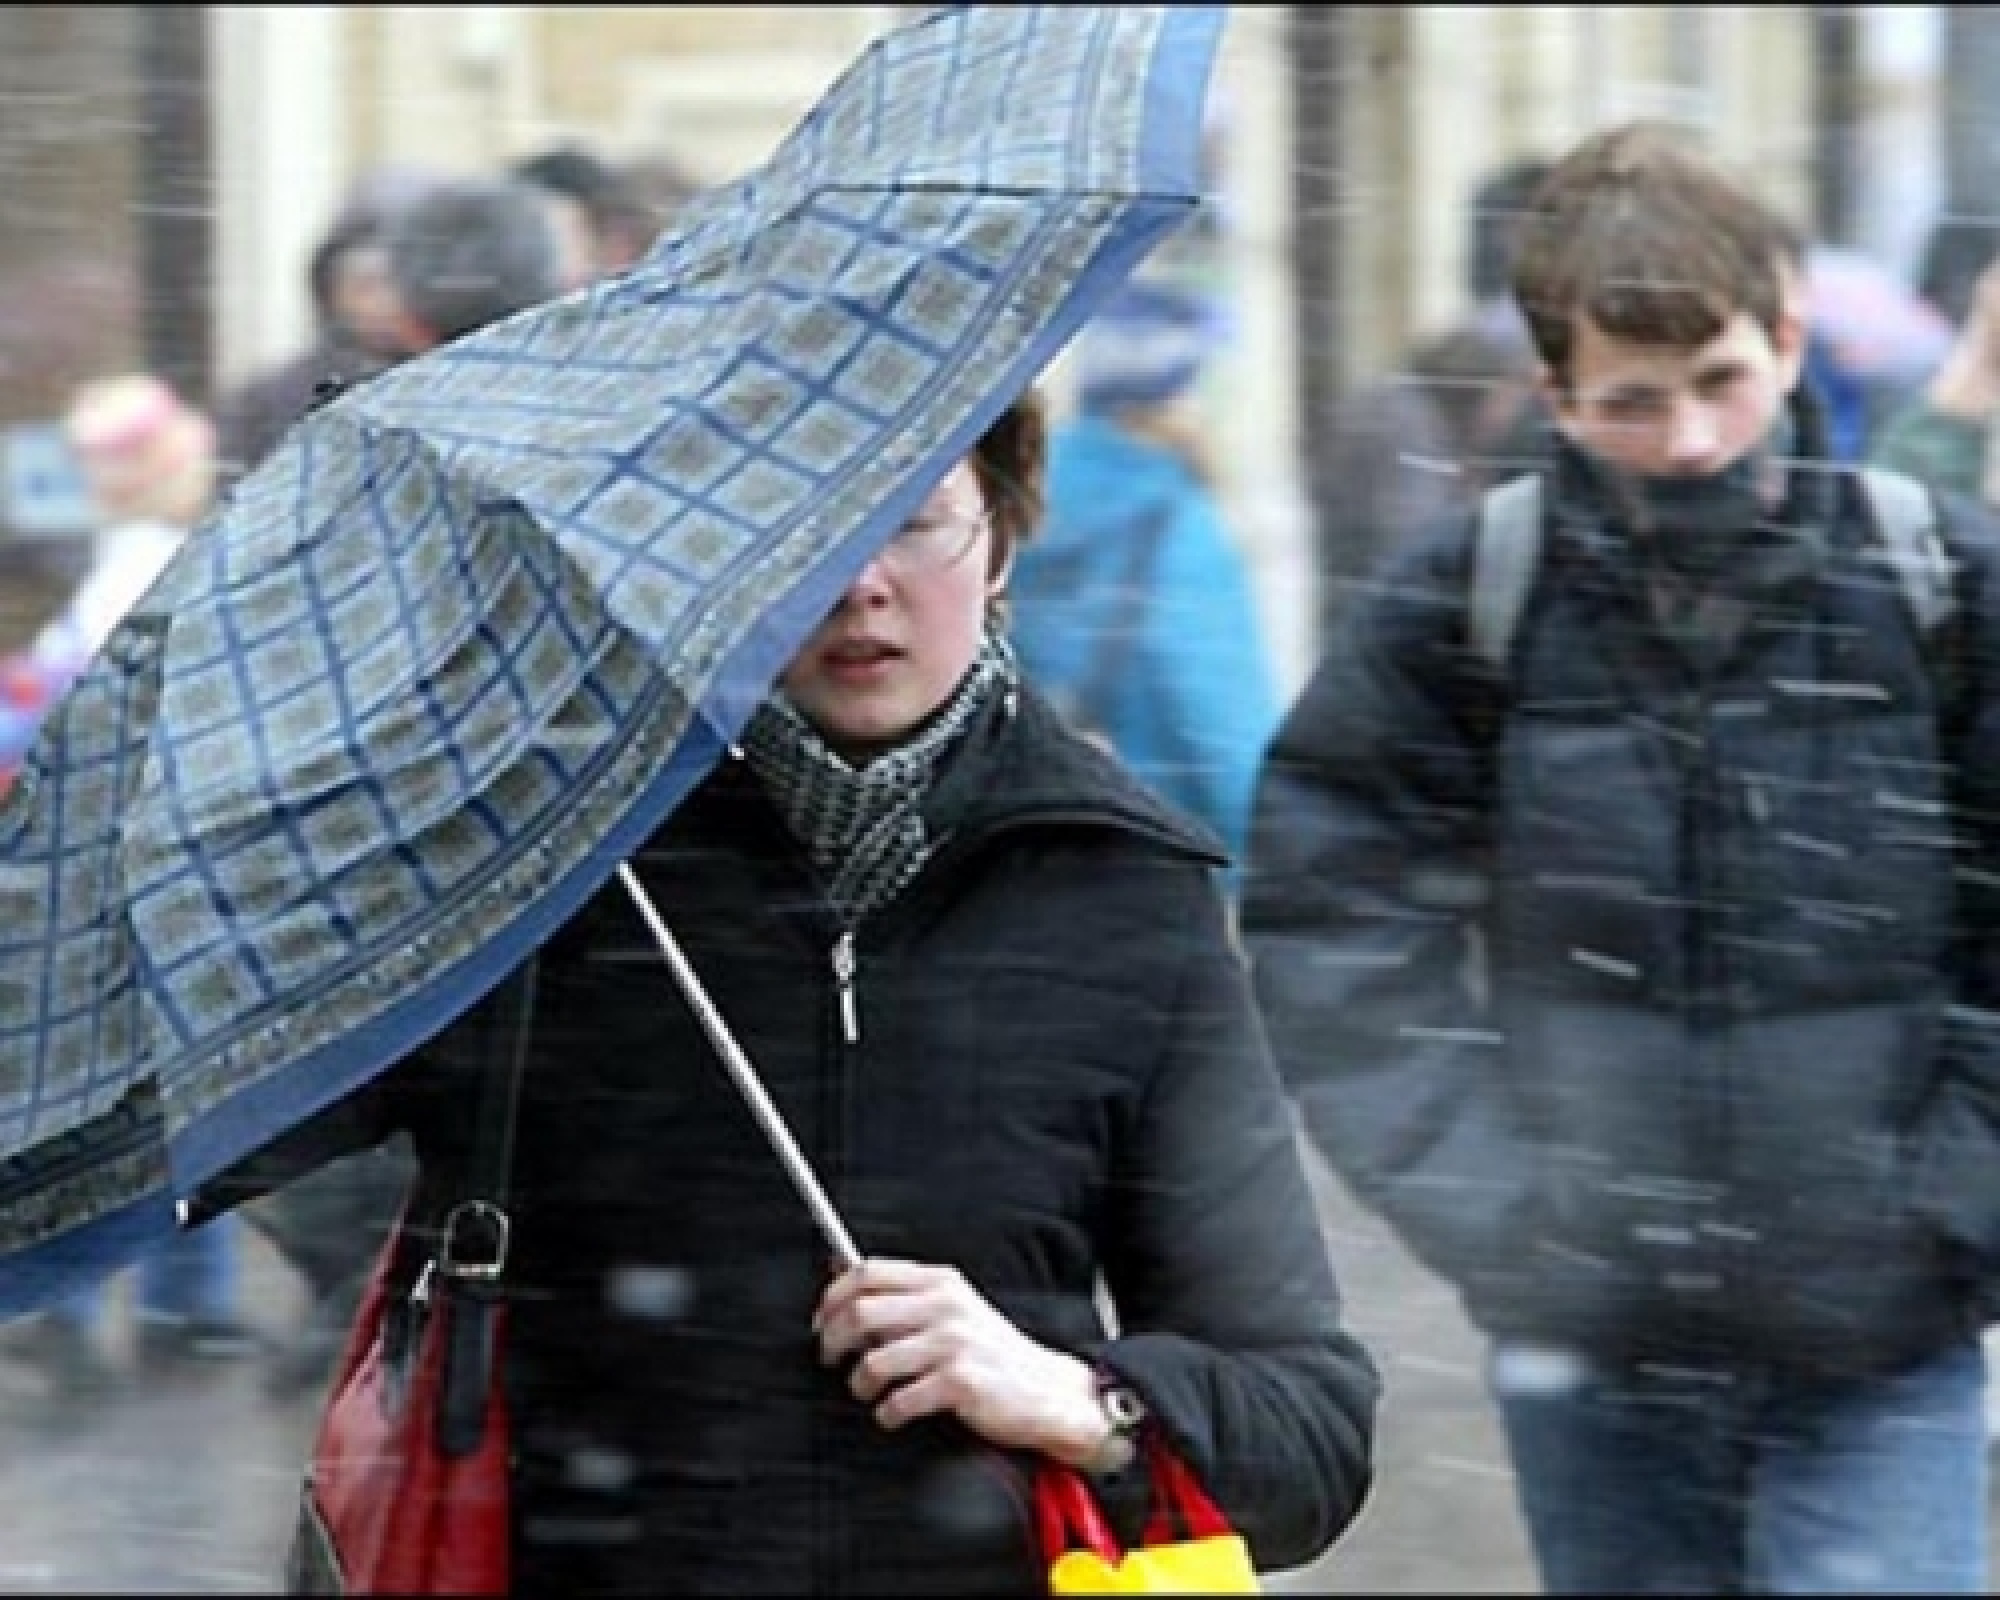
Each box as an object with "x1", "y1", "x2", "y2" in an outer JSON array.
[{"x1": 286, "y1": 967, "x2": 536, "y2": 1597}]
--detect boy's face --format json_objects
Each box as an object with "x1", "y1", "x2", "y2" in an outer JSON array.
[{"x1": 1546, "y1": 308, "x2": 1806, "y2": 478}]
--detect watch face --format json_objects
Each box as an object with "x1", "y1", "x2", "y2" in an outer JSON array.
[{"x1": 1104, "y1": 1384, "x2": 1148, "y2": 1428}]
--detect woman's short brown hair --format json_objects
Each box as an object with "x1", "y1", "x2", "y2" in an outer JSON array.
[
  {"x1": 970, "y1": 385, "x2": 1047, "y2": 564},
  {"x1": 1510, "y1": 121, "x2": 1792, "y2": 387}
]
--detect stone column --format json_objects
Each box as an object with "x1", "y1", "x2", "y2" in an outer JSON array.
[{"x1": 210, "y1": 6, "x2": 346, "y2": 388}]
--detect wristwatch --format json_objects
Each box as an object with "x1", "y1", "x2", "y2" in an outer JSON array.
[{"x1": 1084, "y1": 1371, "x2": 1148, "y2": 1476}]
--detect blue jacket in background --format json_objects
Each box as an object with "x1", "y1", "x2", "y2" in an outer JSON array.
[{"x1": 1010, "y1": 414, "x2": 1281, "y2": 875}]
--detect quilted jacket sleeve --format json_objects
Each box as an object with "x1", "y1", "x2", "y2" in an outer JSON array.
[
  {"x1": 1239, "y1": 525, "x2": 1549, "y2": 1316},
  {"x1": 1911, "y1": 491, "x2": 2000, "y2": 1283},
  {"x1": 1089, "y1": 862, "x2": 1380, "y2": 1575}
]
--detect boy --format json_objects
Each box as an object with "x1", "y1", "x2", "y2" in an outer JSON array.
[{"x1": 1245, "y1": 121, "x2": 2000, "y2": 1593}]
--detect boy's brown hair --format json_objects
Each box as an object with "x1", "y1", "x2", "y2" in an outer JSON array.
[{"x1": 1510, "y1": 120, "x2": 1793, "y2": 388}]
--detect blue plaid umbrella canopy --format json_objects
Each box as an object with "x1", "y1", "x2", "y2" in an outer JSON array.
[{"x1": 0, "y1": 3, "x2": 1227, "y2": 1311}]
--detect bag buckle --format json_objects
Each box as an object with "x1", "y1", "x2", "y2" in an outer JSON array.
[{"x1": 414, "y1": 1200, "x2": 511, "y2": 1307}]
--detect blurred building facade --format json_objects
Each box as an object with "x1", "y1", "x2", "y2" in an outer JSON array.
[{"x1": 0, "y1": 5, "x2": 1975, "y2": 679}]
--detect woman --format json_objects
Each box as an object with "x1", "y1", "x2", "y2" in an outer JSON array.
[{"x1": 209, "y1": 390, "x2": 1379, "y2": 1594}]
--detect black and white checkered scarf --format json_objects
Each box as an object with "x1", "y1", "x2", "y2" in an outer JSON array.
[{"x1": 741, "y1": 628, "x2": 1017, "y2": 926}]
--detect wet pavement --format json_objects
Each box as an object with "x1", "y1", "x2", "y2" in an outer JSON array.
[
  {"x1": 0, "y1": 1242, "x2": 321, "y2": 1593},
  {"x1": 1272, "y1": 1151, "x2": 1537, "y2": 1594}
]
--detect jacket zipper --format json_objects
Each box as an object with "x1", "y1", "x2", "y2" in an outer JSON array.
[
  {"x1": 831, "y1": 930, "x2": 860, "y2": 1044},
  {"x1": 817, "y1": 923, "x2": 861, "y2": 1591}
]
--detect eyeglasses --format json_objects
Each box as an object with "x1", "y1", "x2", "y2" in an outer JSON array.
[{"x1": 880, "y1": 508, "x2": 989, "y2": 574}]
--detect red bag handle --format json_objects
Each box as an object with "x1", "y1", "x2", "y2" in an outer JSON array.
[
  {"x1": 1138, "y1": 1438, "x2": 1235, "y2": 1544},
  {"x1": 1036, "y1": 1454, "x2": 1123, "y2": 1562},
  {"x1": 1036, "y1": 1429, "x2": 1237, "y2": 1562}
]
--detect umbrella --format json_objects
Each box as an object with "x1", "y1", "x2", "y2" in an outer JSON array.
[{"x1": 0, "y1": 3, "x2": 1228, "y2": 1314}]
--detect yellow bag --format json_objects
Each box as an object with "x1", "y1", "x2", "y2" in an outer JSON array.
[{"x1": 1035, "y1": 1432, "x2": 1261, "y2": 1595}]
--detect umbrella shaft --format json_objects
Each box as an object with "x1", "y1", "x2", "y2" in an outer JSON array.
[{"x1": 614, "y1": 863, "x2": 864, "y2": 1272}]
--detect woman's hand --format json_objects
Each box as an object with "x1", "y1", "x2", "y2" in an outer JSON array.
[{"x1": 813, "y1": 1256, "x2": 1112, "y2": 1466}]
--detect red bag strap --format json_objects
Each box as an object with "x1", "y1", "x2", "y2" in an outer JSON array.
[
  {"x1": 1037, "y1": 1430, "x2": 1238, "y2": 1562},
  {"x1": 1034, "y1": 1460, "x2": 1122, "y2": 1564},
  {"x1": 1138, "y1": 1433, "x2": 1236, "y2": 1545}
]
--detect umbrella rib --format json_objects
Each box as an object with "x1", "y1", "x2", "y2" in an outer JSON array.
[{"x1": 615, "y1": 862, "x2": 863, "y2": 1271}]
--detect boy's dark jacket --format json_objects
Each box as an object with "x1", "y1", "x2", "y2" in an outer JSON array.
[
  {"x1": 206, "y1": 684, "x2": 1379, "y2": 1594},
  {"x1": 1246, "y1": 389, "x2": 2000, "y2": 1378}
]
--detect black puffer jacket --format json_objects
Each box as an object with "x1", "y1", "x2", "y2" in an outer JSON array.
[
  {"x1": 217, "y1": 685, "x2": 1379, "y2": 1594},
  {"x1": 1247, "y1": 402, "x2": 2000, "y2": 1379}
]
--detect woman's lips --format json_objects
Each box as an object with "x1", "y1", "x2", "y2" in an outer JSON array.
[
  {"x1": 822, "y1": 640, "x2": 901, "y2": 679},
  {"x1": 825, "y1": 639, "x2": 899, "y2": 664}
]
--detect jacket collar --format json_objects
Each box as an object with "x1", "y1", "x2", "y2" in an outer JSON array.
[
  {"x1": 1545, "y1": 383, "x2": 1840, "y2": 611},
  {"x1": 922, "y1": 681, "x2": 1229, "y2": 868},
  {"x1": 1553, "y1": 382, "x2": 1837, "y2": 533}
]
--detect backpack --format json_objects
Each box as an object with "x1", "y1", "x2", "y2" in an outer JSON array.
[{"x1": 1466, "y1": 466, "x2": 1960, "y2": 688}]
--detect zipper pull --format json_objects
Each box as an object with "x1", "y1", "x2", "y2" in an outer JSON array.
[{"x1": 832, "y1": 931, "x2": 860, "y2": 1044}]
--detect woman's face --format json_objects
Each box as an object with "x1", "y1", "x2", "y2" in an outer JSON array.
[{"x1": 779, "y1": 459, "x2": 1005, "y2": 762}]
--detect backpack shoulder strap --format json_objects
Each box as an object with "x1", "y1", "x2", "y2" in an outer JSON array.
[
  {"x1": 1856, "y1": 464, "x2": 1955, "y2": 634},
  {"x1": 1468, "y1": 473, "x2": 1544, "y2": 672},
  {"x1": 1466, "y1": 465, "x2": 1963, "y2": 708}
]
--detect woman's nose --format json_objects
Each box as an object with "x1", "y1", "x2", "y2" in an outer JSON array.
[{"x1": 842, "y1": 546, "x2": 896, "y2": 604}]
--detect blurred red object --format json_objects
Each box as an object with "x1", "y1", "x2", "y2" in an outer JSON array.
[
  {"x1": 0, "y1": 648, "x2": 80, "y2": 798},
  {"x1": 0, "y1": 652, "x2": 56, "y2": 712}
]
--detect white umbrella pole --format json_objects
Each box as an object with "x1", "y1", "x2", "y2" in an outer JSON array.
[{"x1": 615, "y1": 862, "x2": 864, "y2": 1271}]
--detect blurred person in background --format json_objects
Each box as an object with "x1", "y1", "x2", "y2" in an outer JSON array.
[
  {"x1": 1007, "y1": 276, "x2": 1280, "y2": 880},
  {"x1": 213, "y1": 166, "x2": 445, "y2": 485},
  {"x1": 1456, "y1": 154, "x2": 1555, "y2": 358},
  {"x1": 5, "y1": 375, "x2": 258, "y2": 1406},
  {"x1": 1247, "y1": 120, "x2": 2000, "y2": 1595},
  {"x1": 376, "y1": 173, "x2": 576, "y2": 349},
  {"x1": 1797, "y1": 241, "x2": 1952, "y2": 463},
  {"x1": 245, "y1": 171, "x2": 577, "y2": 1405},
  {"x1": 1311, "y1": 156, "x2": 1551, "y2": 650},
  {"x1": 618, "y1": 151, "x2": 704, "y2": 250},
  {"x1": 1869, "y1": 248, "x2": 2000, "y2": 504},
  {"x1": 1915, "y1": 216, "x2": 2000, "y2": 335},
  {"x1": 29, "y1": 375, "x2": 212, "y2": 679},
  {"x1": 510, "y1": 140, "x2": 689, "y2": 284}
]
